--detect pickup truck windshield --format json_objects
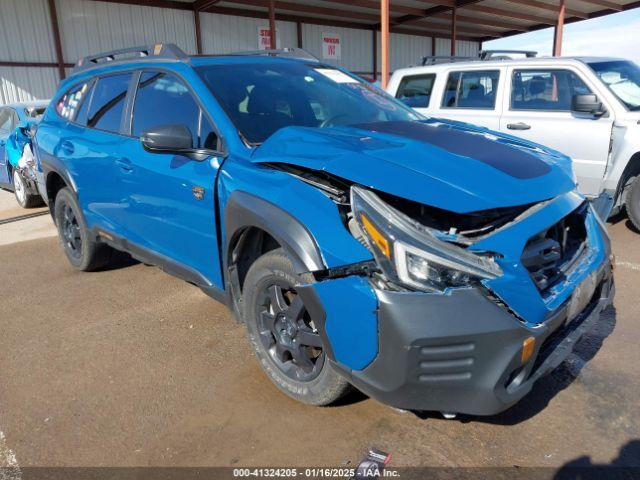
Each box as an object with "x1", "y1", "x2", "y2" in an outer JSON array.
[
  {"x1": 196, "y1": 62, "x2": 422, "y2": 144},
  {"x1": 589, "y1": 60, "x2": 640, "y2": 111}
]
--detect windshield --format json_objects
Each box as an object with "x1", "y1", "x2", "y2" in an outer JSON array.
[
  {"x1": 589, "y1": 60, "x2": 640, "y2": 111},
  {"x1": 196, "y1": 61, "x2": 422, "y2": 144}
]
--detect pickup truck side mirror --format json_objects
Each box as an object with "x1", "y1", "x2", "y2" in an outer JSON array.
[
  {"x1": 572, "y1": 94, "x2": 606, "y2": 117},
  {"x1": 141, "y1": 124, "x2": 194, "y2": 154}
]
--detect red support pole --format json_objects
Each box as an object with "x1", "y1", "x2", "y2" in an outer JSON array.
[
  {"x1": 297, "y1": 21, "x2": 303, "y2": 48},
  {"x1": 431, "y1": 35, "x2": 436, "y2": 56},
  {"x1": 268, "y1": 0, "x2": 277, "y2": 49},
  {"x1": 194, "y1": 9, "x2": 203, "y2": 54},
  {"x1": 372, "y1": 28, "x2": 378, "y2": 81},
  {"x1": 450, "y1": 6, "x2": 457, "y2": 56},
  {"x1": 553, "y1": 0, "x2": 566, "y2": 57},
  {"x1": 381, "y1": 0, "x2": 389, "y2": 88},
  {"x1": 47, "y1": 0, "x2": 66, "y2": 81}
]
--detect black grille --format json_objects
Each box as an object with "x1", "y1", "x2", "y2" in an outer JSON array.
[{"x1": 522, "y1": 203, "x2": 588, "y2": 293}]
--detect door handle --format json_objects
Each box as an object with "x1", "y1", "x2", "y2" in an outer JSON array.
[
  {"x1": 116, "y1": 157, "x2": 133, "y2": 171},
  {"x1": 60, "y1": 140, "x2": 75, "y2": 154},
  {"x1": 507, "y1": 122, "x2": 531, "y2": 131}
]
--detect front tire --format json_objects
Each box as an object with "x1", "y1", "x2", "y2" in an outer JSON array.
[
  {"x1": 626, "y1": 176, "x2": 640, "y2": 231},
  {"x1": 243, "y1": 248, "x2": 351, "y2": 406},
  {"x1": 54, "y1": 187, "x2": 114, "y2": 271},
  {"x1": 13, "y1": 169, "x2": 42, "y2": 208}
]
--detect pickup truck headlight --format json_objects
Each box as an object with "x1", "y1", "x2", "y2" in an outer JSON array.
[{"x1": 351, "y1": 186, "x2": 502, "y2": 292}]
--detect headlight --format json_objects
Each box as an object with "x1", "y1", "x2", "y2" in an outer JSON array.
[{"x1": 351, "y1": 186, "x2": 502, "y2": 292}]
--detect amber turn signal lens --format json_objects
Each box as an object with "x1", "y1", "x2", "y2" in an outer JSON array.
[
  {"x1": 361, "y1": 214, "x2": 391, "y2": 259},
  {"x1": 521, "y1": 336, "x2": 536, "y2": 363}
]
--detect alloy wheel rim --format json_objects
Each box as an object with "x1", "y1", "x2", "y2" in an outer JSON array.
[
  {"x1": 13, "y1": 171, "x2": 26, "y2": 204},
  {"x1": 60, "y1": 201, "x2": 82, "y2": 259},
  {"x1": 256, "y1": 280, "x2": 325, "y2": 382}
]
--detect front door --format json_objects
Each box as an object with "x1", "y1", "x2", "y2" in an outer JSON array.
[
  {"x1": 499, "y1": 68, "x2": 614, "y2": 196},
  {"x1": 119, "y1": 70, "x2": 224, "y2": 289}
]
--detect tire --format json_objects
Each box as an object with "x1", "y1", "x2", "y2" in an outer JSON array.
[
  {"x1": 626, "y1": 176, "x2": 640, "y2": 231},
  {"x1": 53, "y1": 187, "x2": 114, "y2": 271},
  {"x1": 243, "y1": 248, "x2": 351, "y2": 406},
  {"x1": 13, "y1": 169, "x2": 43, "y2": 209}
]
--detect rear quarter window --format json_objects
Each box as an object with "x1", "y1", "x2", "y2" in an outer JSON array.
[
  {"x1": 56, "y1": 81, "x2": 93, "y2": 123},
  {"x1": 395, "y1": 74, "x2": 436, "y2": 108}
]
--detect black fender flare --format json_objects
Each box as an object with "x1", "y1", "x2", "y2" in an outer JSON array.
[{"x1": 224, "y1": 190, "x2": 326, "y2": 275}]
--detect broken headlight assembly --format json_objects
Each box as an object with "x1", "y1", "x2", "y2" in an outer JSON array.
[{"x1": 350, "y1": 186, "x2": 503, "y2": 292}]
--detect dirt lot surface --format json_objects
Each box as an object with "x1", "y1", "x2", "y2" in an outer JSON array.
[{"x1": 0, "y1": 189, "x2": 638, "y2": 474}]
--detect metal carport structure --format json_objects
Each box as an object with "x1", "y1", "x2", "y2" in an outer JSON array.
[{"x1": 1, "y1": 0, "x2": 639, "y2": 103}]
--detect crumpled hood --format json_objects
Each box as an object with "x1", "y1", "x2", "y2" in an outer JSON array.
[{"x1": 251, "y1": 118, "x2": 577, "y2": 214}]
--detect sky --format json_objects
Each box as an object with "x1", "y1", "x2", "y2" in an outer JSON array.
[{"x1": 484, "y1": 8, "x2": 640, "y2": 64}]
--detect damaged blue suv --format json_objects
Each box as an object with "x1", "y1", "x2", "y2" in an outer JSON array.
[{"x1": 37, "y1": 44, "x2": 615, "y2": 416}]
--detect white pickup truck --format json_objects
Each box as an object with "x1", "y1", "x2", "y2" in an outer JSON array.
[{"x1": 387, "y1": 54, "x2": 640, "y2": 227}]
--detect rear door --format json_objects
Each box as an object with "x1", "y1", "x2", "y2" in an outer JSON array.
[
  {"x1": 118, "y1": 70, "x2": 224, "y2": 288},
  {"x1": 431, "y1": 68, "x2": 504, "y2": 130},
  {"x1": 499, "y1": 67, "x2": 614, "y2": 196},
  {"x1": 0, "y1": 107, "x2": 18, "y2": 185}
]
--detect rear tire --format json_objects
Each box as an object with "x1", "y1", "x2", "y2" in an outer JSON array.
[
  {"x1": 13, "y1": 170, "x2": 43, "y2": 208},
  {"x1": 626, "y1": 176, "x2": 640, "y2": 231},
  {"x1": 54, "y1": 187, "x2": 114, "y2": 271},
  {"x1": 243, "y1": 248, "x2": 351, "y2": 406}
]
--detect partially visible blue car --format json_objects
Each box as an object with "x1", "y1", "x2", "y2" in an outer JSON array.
[
  {"x1": 0, "y1": 101, "x2": 49, "y2": 207},
  {"x1": 35, "y1": 44, "x2": 616, "y2": 416}
]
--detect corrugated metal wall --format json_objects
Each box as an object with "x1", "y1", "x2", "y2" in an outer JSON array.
[
  {"x1": 200, "y1": 13, "x2": 297, "y2": 53},
  {"x1": 0, "y1": 0, "x2": 479, "y2": 104},
  {"x1": 302, "y1": 24, "x2": 373, "y2": 73},
  {"x1": 0, "y1": 0, "x2": 57, "y2": 104},
  {"x1": 57, "y1": 0, "x2": 197, "y2": 60},
  {"x1": 435, "y1": 38, "x2": 480, "y2": 57}
]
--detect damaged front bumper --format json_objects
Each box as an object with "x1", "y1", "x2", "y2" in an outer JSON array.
[
  {"x1": 298, "y1": 192, "x2": 615, "y2": 416},
  {"x1": 301, "y1": 261, "x2": 613, "y2": 416}
]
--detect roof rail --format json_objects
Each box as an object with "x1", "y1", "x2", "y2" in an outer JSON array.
[
  {"x1": 479, "y1": 50, "x2": 537, "y2": 60},
  {"x1": 213, "y1": 47, "x2": 320, "y2": 62},
  {"x1": 421, "y1": 55, "x2": 477, "y2": 66},
  {"x1": 74, "y1": 43, "x2": 188, "y2": 73}
]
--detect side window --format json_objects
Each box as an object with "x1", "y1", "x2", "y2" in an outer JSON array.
[
  {"x1": 441, "y1": 70, "x2": 500, "y2": 109},
  {"x1": 56, "y1": 81, "x2": 93, "y2": 122},
  {"x1": 0, "y1": 108, "x2": 13, "y2": 132},
  {"x1": 87, "y1": 73, "x2": 132, "y2": 133},
  {"x1": 511, "y1": 69, "x2": 593, "y2": 111},
  {"x1": 133, "y1": 71, "x2": 200, "y2": 148},
  {"x1": 396, "y1": 74, "x2": 436, "y2": 108}
]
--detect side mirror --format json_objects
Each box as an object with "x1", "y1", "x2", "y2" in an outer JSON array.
[
  {"x1": 572, "y1": 94, "x2": 606, "y2": 117},
  {"x1": 141, "y1": 124, "x2": 193, "y2": 154}
]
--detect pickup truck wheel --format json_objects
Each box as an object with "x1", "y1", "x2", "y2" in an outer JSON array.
[
  {"x1": 13, "y1": 170, "x2": 42, "y2": 208},
  {"x1": 54, "y1": 187, "x2": 114, "y2": 271},
  {"x1": 626, "y1": 176, "x2": 640, "y2": 231},
  {"x1": 243, "y1": 248, "x2": 351, "y2": 406}
]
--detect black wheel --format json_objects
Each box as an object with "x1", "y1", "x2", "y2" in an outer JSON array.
[
  {"x1": 243, "y1": 248, "x2": 351, "y2": 405},
  {"x1": 13, "y1": 169, "x2": 43, "y2": 208},
  {"x1": 54, "y1": 187, "x2": 114, "y2": 271},
  {"x1": 626, "y1": 176, "x2": 640, "y2": 231}
]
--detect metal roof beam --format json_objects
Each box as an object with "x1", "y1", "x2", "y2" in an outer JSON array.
[
  {"x1": 577, "y1": 0, "x2": 622, "y2": 11},
  {"x1": 433, "y1": 11, "x2": 529, "y2": 30},
  {"x1": 228, "y1": 0, "x2": 380, "y2": 22},
  {"x1": 464, "y1": 4, "x2": 555, "y2": 24},
  {"x1": 501, "y1": 0, "x2": 588, "y2": 19},
  {"x1": 193, "y1": 0, "x2": 222, "y2": 11}
]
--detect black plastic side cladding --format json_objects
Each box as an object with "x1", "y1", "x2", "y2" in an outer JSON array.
[{"x1": 224, "y1": 191, "x2": 326, "y2": 275}]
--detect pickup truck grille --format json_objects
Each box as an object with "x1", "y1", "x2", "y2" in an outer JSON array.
[{"x1": 521, "y1": 203, "x2": 588, "y2": 293}]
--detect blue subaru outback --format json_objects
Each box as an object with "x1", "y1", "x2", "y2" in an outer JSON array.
[{"x1": 36, "y1": 44, "x2": 615, "y2": 416}]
